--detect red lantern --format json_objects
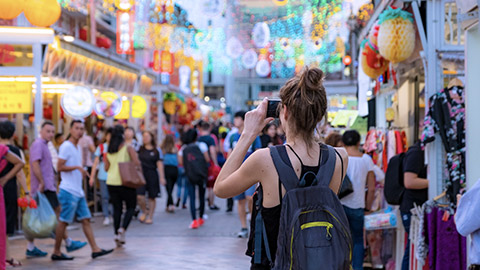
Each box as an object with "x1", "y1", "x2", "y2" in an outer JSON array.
[
  {"x1": 79, "y1": 28, "x2": 87, "y2": 41},
  {"x1": 96, "y1": 36, "x2": 112, "y2": 49}
]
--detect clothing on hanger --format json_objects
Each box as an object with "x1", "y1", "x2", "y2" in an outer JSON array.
[
  {"x1": 425, "y1": 205, "x2": 467, "y2": 270},
  {"x1": 422, "y1": 86, "x2": 466, "y2": 205}
]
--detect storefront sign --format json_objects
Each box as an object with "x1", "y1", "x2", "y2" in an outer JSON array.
[
  {"x1": 0, "y1": 82, "x2": 32, "y2": 113},
  {"x1": 61, "y1": 86, "x2": 95, "y2": 118},
  {"x1": 114, "y1": 99, "x2": 130, "y2": 119},
  {"x1": 153, "y1": 50, "x2": 161, "y2": 73},
  {"x1": 161, "y1": 51, "x2": 174, "y2": 74},
  {"x1": 132, "y1": 95, "x2": 147, "y2": 118},
  {"x1": 95, "y1": 91, "x2": 123, "y2": 118},
  {"x1": 179, "y1": 66, "x2": 191, "y2": 94},
  {"x1": 116, "y1": 10, "x2": 134, "y2": 55}
]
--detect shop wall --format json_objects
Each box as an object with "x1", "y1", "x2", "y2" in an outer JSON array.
[{"x1": 395, "y1": 80, "x2": 416, "y2": 146}]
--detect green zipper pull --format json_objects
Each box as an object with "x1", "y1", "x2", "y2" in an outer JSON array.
[{"x1": 326, "y1": 225, "x2": 332, "y2": 241}]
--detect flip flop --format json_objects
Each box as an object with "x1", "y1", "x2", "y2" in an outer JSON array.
[
  {"x1": 6, "y1": 258, "x2": 22, "y2": 267},
  {"x1": 145, "y1": 219, "x2": 153, "y2": 224}
]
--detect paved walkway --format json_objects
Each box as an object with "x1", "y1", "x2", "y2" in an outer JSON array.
[{"x1": 7, "y1": 196, "x2": 251, "y2": 269}]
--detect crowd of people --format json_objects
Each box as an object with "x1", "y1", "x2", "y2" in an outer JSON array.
[{"x1": 1, "y1": 67, "x2": 478, "y2": 270}]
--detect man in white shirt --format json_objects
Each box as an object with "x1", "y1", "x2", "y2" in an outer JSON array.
[{"x1": 51, "y1": 120, "x2": 113, "y2": 261}]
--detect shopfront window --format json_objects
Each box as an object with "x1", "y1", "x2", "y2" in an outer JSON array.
[
  {"x1": 444, "y1": 2, "x2": 465, "y2": 46},
  {"x1": 0, "y1": 44, "x2": 33, "y2": 67}
]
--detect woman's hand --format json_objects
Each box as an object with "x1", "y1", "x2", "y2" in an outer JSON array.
[
  {"x1": 160, "y1": 177, "x2": 167, "y2": 186},
  {"x1": 243, "y1": 98, "x2": 275, "y2": 138}
]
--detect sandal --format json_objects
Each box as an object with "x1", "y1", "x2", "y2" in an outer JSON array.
[
  {"x1": 139, "y1": 213, "x2": 147, "y2": 223},
  {"x1": 145, "y1": 219, "x2": 153, "y2": 224},
  {"x1": 6, "y1": 258, "x2": 22, "y2": 267}
]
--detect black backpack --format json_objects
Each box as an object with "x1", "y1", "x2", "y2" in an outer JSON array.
[
  {"x1": 182, "y1": 143, "x2": 208, "y2": 185},
  {"x1": 384, "y1": 153, "x2": 405, "y2": 205},
  {"x1": 253, "y1": 144, "x2": 352, "y2": 270}
]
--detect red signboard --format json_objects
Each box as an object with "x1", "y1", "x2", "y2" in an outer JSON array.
[
  {"x1": 116, "y1": 10, "x2": 135, "y2": 55},
  {"x1": 153, "y1": 50, "x2": 161, "y2": 72},
  {"x1": 160, "y1": 51, "x2": 174, "y2": 74}
]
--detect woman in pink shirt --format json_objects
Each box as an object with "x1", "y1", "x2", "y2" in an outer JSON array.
[{"x1": 0, "y1": 144, "x2": 25, "y2": 269}]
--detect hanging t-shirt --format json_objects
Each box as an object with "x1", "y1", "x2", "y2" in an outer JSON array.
[
  {"x1": 341, "y1": 154, "x2": 375, "y2": 209},
  {"x1": 58, "y1": 140, "x2": 84, "y2": 197}
]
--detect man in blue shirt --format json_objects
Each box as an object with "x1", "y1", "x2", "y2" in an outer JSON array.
[{"x1": 227, "y1": 111, "x2": 261, "y2": 238}]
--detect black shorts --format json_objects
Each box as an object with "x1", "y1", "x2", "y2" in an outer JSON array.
[
  {"x1": 136, "y1": 168, "x2": 160, "y2": 199},
  {"x1": 43, "y1": 190, "x2": 59, "y2": 210}
]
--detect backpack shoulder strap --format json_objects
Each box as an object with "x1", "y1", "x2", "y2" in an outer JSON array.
[
  {"x1": 269, "y1": 145, "x2": 298, "y2": 191},
  {"x1": 314, "y1": 144, "x2": 337, "y2": 187}
]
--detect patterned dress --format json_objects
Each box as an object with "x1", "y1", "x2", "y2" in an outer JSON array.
[{"x1": 421, "y1": 86, "x2": 466, "y2": 206}]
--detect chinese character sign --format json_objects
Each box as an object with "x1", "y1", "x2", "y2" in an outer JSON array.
[
  {"x1": 0, "y1": 82, "x2": 32, "y2": 113},
  {"x1": 117, "y1": 10, "x2": 135, "y2": 55}
]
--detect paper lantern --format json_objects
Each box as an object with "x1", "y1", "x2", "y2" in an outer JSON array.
[
  {"x1": 241, "y1": 49, "x2": 258, "y2": 69},
  {"x1": 0, "y1": 0, "x2": 24, "y2": 20},
  {"x1": 377, "y1": 7, "x2": 416, "y2": 63},
  {"x1": 361, "y1": 47, "x2": 389, "y2": 79},
  {"x1": 164, "y1": 100, "x2": 176, "y2": 115},
  {"x1": 256, "y1": 59, "x2": 271, "y2": 77},
  {"x1": 24, "y1": 0, "x2": 61, "y2": 27},
  {"x1": 226, "y1": 37, "x2": 244, "y2": 59},
  {"x1": 179, "y1": 103, "x2": 187, "y2": 116},
  {"x1": 252, "y1": 22, "x2": 270, "y2": 48}
]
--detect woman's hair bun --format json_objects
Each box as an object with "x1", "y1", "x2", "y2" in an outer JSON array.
[{"x1": 298, "y1": 66, "x2": 324, "y2": 92}]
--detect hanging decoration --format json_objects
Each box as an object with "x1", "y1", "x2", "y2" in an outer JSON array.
[
  {"x1": 377, "y1": 7, "x2": 416, "y2": 63},
  {"x1": 95, "y1": 91, "x2": 123, "y2": 118},
  {"x1": 252, "y1": 22, "x2": 271, "y2": 48},
  {"x1": 200, "y1": 0, "x2": 225, "y2": 18},
  {"x1": 0, "y1": 0, "x2": 24, "y2": 20},
  {"x1": 115, "y1": 0, "x2": 134, "y2": 11},
  {"x1": 255, "y1": 59, "x2": 271, "y2": 77},
  {"x1": 226, "y1": 37, "x2": 244, "y2": 59},
  {"x1": 272, "y1": 0, "x2": 288, "y2": 6},
  {"x1": 24, "y1": 0, "x2": 61, "y2": 27},
  {"x1": 360, "y1": 23, "x2": 389, "y2": 79},
  {"x1": 241, "y1": 49, "x2": 258, "y2": 69},
  {"x1": 163, "y1": 93, "x2": 177, "y2": 115}
]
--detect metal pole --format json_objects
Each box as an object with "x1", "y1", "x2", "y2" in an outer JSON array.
[{"x1": 33, "y1": 44, "x2": 43, "y2": 138}]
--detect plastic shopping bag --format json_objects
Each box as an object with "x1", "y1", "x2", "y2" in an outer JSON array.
[{"x1": 22, "y1": 193, "x2": 57, "y2": 239}]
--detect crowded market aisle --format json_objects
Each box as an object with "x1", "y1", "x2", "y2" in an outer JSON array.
[{"x1": 7, "y1": 197, "x2": 249, "y2": 270}]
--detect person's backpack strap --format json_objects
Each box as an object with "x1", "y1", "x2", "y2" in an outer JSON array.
[
  {"x1": 314, "y1": 144, "x2": 337, "y2": 187},
  {"x1": 334, "y1": 148, "x2": 344, "y2": 182},
  {"x1": 269, "y1": 145, "x2": 299, "y2": 191},
  {"x1": 253, "y1": 185, "x2": 273, "y2": 265}
]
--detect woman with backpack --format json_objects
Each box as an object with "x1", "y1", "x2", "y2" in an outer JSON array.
[
  {"x1": 137, "y1": 131, "x2": 166, "y2": 224},
  {"x1": 104, "y1": 125, "x2": 141, "y2": 246},
  {"x1": 341, "y1": 130, "x2": 376, "y2": 270},
  {"x1": 161, "y1": 134, "x2": 178, "y2": 213},
  {"x1": 214, "y1": 67, "x2": 350, "y2": 270},
  {"x1": 178, "y1": 129, "x2": 210, "y2": 229}
]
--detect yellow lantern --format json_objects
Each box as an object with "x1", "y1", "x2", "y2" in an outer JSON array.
[
  {"x1": 0, "y1": 0, "x2": 24, "y2": 20},
  {"x1": 377, "y1": 7, "x2": 416, "y2": 63},
  {"x1": 24, "y1": 0, "x2": 61, "y2": 27}
]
